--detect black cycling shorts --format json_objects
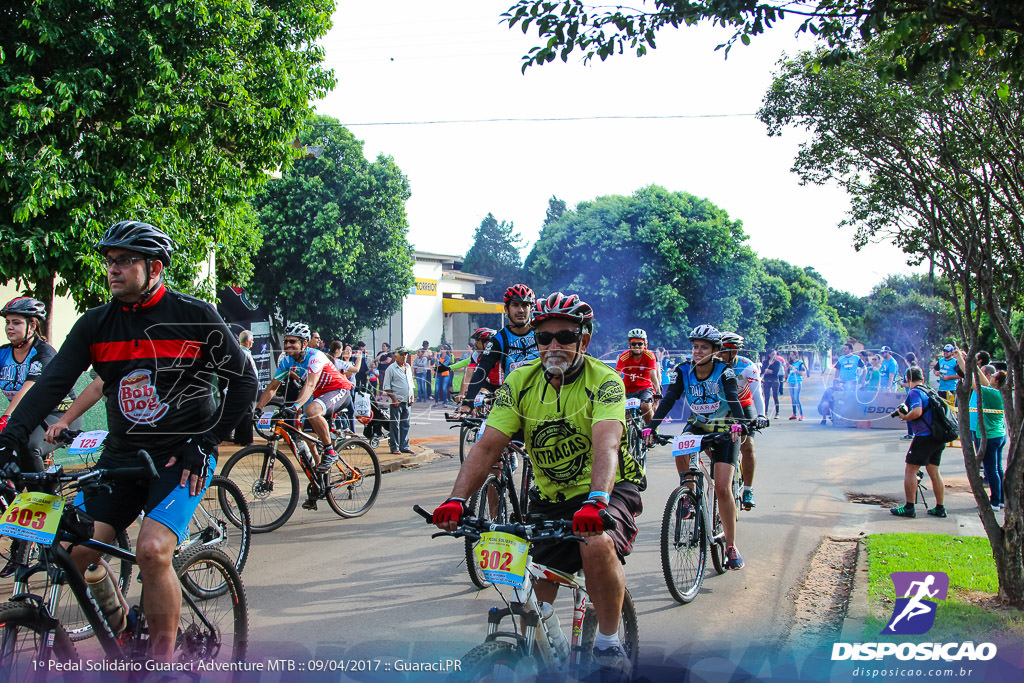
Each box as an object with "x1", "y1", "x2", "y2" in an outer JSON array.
[
  {"x1": 527, "y1": 482, "x2": 642, "y2": 574},
  {"x1": 626, "y1": 388, "x2": 654, "y2": 403},
  {"x1": 686, "y1": 426, "x2": 740, "y2": 467},
  {"x1": 906, "y1": 435, "x2": 945, "y2": 467}
]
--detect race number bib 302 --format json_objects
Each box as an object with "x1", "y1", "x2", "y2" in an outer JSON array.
[{"x1": 473, "y1": 531, "x2": 529, "y2": 588}]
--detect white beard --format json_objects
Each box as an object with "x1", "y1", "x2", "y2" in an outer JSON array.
[{"x1": 542, "y1": 352, "x2": 573, "y2": 375}]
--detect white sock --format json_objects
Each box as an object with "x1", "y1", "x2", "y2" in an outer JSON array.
[{"x1": 593, "y1": 631, "x2": 621, "y2": 650}]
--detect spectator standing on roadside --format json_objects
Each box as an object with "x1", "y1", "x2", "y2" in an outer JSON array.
[
  {"x1": 383, "y1": 346, "x2": 414, "y2": 455},
  {"x1": 932, "y1": 343, "x2": 963, "y2": 399},
  {"x1": 878, "y1": 347, "x2": 899, "y2": 391},
  {"x1": 833, "y1": 343, "x2": 863, "y2": 389},
  {"x1": 761, "y1": 349, "x2": 783, "y2": 419},
  {"x1": 412, "y1": 348, "x2": 431, "y2": 401},
  {"x1": 434, "y1": 344, "x2": 454, "y2": 407},
  {"x1": 969, "y1": 369, "x2": 1006, "y2": 510},
  {"x1": 421, "y1": 340, "x2": 434, "y2": 400},
  {"x1": 232, "y1": 330, "x2": 259, "y2": 446},
  {"x1": 375, "y1": 342, "x2": 393, "y2": 386},
  {"x1": 786, "y1": 350, "x2": 807, "y2": 420},
  {"x1": 890, "y1": 367, "x2": 947, "y2": 519},
  {"x1": 354, "y1": 341, "x2": 370, "y2": 392},
  {"x1": 310, "y1": 331, "x2": 324, "y2": 351}
]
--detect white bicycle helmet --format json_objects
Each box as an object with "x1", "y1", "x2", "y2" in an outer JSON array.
[
  {"x1": 627, "y1": 328, "x2": 647, "y2": 341},
  {"x1": 284, "y1": 322, "x2": 311, "y2": 341}
]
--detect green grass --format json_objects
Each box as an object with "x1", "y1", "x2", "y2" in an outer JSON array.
[{"x1": 864, "y1": 533, "x2": 1024, "y2": 641}]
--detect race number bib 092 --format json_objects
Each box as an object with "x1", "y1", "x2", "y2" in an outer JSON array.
[
  {"x1": 473, "y1": 531, "x2": 529, "y2": 588},
  {"x1": 0, "y1": 492, "x2": 64, "y2": 545},
  {"x1": 672, "y1": 434, "x2": 702, "y2": 458}
]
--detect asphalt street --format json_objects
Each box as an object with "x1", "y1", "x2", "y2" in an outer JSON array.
[{"x1": 225, "y1": 380, "x2": 987, "y2": 682}]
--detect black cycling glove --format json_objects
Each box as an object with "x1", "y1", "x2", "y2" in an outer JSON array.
[{"x1": 181, "y1": 437, "x2": 217, "y2": 483}]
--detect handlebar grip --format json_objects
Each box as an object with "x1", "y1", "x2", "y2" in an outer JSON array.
[
  {"x1": 412, "y1": 505, "x2": 434, "y2": 523},
  {"x1": 58, "y1": 429, "x2": 82, "y2": 445},
  {"x1": 136, "y1": 450, "x2": 158, "y2": 480},
  {"x1": 598, "y1": 508, "x2": 618, "y2": 532}
]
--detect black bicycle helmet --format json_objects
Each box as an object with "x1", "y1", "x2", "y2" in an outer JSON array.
[
  {"x1": 531, "y1": 292, "x2": 594, "y2": 334},
  {"x1": 1, "y1": 297, "x2": 46, "y2": 321},
  {"x1": 97, "y1": 221, "x2": 175, "y2": 266}
]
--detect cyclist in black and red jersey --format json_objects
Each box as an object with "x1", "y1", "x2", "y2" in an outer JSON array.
[
  {"x1": 458, "y1": 284, "x2": 537, "y2": 414},
  {"x1": 0, "y1": 220, "x2": 257, "y2": 663}
]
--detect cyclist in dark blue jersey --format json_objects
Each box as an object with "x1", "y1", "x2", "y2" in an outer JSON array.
[
  {"x1": 458, "y1": 283, "x2": 538, "y2": 414},
  {"x1": 0, "y1": 221, "x2": 257, "y2": 662}
]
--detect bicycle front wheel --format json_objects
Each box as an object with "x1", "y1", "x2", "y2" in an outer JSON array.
[
  {"x1": 660, "y1": 487, "x2": 706, "y2": 604},
  {"x1": 173, "y1": 546, "x2": 248, "y2": 665},
  {"x1": 178, "y1": 477, "x2": 252, "y2": 599},
  {"x1": 0, "y1": 601, "x2": 78, "y2": 681},
  {"x1": 459, "y1": 423, "x2": 478, "y2": 463},
  {"x1": 221, "y1": 445, "x2": 298, "y2": 533},
  {"x1": 465, "y1": 474, "x2": 510, "y2": 589},
  {"x1": 451, "y1": 641, "x2": 542, "y2": 682},
  {"x1": 325, "y1": 438, "x2": 381, "y2": 518}
]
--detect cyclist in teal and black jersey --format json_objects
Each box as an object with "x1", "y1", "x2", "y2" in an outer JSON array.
[
  {"x1": 645, "y1": 324, "x2": 749, "y2": 570},
  {"x1": 458, "y1": 284, "x2": 537, "y2": 414}
]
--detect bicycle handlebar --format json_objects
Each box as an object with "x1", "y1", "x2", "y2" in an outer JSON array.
[
  {"x1": 1, "y1": 449, "x2": 158, "y2": 491},
  {"x1": 412, "y1": 504, "x2": 616, "y2": 542}
]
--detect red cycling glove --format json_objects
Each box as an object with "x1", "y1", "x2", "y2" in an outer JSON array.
[
  {"x1": 0, "y1": 416, "x2": 7, "y2": 433},
  {"x1": 432, "y1": 497, "x2": 467, "y2": 526},
  {"x1": 573, "y1": 499, "x2": 607, "y2": 535}
]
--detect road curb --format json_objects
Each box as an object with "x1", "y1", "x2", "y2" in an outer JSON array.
[
  {"x1": 839, "y1": 538, "x2": 870, "y2": 642},
  {"x1": 378, "y1": 446, "x2": 442, "y2": 473}
]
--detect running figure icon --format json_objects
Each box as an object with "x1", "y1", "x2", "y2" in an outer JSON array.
[{"x1": 884, "y1": 571, "x2": 949, "y2": 635}]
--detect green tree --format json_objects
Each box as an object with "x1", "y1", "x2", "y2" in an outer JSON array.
[
  {"x1": 502, "y1": 1, "x2": 1024, "y2": 88},
  {"x1": 759, "y1": 47, "x2": 1024, "y2": 604},
  {"x1": 827, "y1": 287, "x2": 867, "y2": 342},
  {"x1": 760, "y1": 259, "x2": 845, "y2": 350},
  {"x1": 524, "y1": 185, "x2": 761, "y2": 351},
  {"x1": 861, "y1": 275, "x2": 956, "y2": 363},
  {"x1": 0, "y1": 0, "x2": 334, "y2": 315},
  {"x1": 249, "y1": 117, "x2": 414, "y2": 341},
  {"x1": 463, "y1": 214, "x2": 524, "y2": 302}
]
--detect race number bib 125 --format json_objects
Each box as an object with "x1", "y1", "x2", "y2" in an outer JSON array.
[
  {"x1": 473, "y1": 531, "x2": 529, "y2": 588},
  {"x1": 68, "y1": 430, "x2": 108, "y2": 456}
]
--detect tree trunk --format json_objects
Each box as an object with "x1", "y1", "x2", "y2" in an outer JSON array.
[{"x1": 31, "y1": 274, "x2": 54, "y2": 339}]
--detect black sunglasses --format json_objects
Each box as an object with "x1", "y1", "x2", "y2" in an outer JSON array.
[
  {"x1": 629, "y1": 341, "x2": 645, "y2": 347},
  {"x1": 536, "y1": 329, "x2": 581, "y2": 345}
]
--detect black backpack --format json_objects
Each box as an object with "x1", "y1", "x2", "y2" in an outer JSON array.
[{"x1": 917, "y1": 386, "x2": 959, "y2": 443}]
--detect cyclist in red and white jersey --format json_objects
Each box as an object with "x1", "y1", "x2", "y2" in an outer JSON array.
[
  {"x1": 256, "y1": 322, "x2": 353, "y2": 493},
  {"x1": 615, "y1": 328, "x2": 661, "y2": 424},
  {"x1": 719, "y1": 332, "x2": 767, "y2": 510}
]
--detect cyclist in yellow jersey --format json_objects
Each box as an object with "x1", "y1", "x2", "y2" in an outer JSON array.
[{"x1": 432, "y1": 292, "x2": 643, "y2": 682}]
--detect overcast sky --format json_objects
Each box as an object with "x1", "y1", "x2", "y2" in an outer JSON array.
[{"x1": 317, "y1": 1, "x2": 919, "y2": 296}]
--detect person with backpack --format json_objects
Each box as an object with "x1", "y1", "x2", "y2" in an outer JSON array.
[{"x1": 888, "y1": 367, "x2": 952, "y2": 518}]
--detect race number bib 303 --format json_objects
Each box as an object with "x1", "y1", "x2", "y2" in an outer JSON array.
[
  {"x1": 625, "y1": 398, "x2": 641, "y2": 410},
  {"x1": 68, "y1": 430, "x2": 108, "y2": 456},
  {"x1": 672, "y1": 434, "x2": 702, "y2": 458},
  {"x1": 0, "y1": 492, "x2": 64, "y2": 545},
  {"x1": 473, "y1": 531, "x2": 529, "y2": 588}
]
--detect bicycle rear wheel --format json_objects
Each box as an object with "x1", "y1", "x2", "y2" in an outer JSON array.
[
  {"x1": 660, "y1": 487, "x2": 706, "y2": 604},
  {"x1": 709, "y1": 496, "x2": 727, "y2": 575},
  {"x1": 220, "y1": 445, "x2": 298, "y2": 533},
  {"x1": 325, "y1": 438, "x2": 381, "y2": 518},
  {"x1": 173, "y1": 546, "x2": 248, "y2": 665},
  {"x1": 465, "y1": 474, "x2": 510, "y2": 589},
  {"x1": 0, "y1": 601, "x2": 78, "y2": 681}
]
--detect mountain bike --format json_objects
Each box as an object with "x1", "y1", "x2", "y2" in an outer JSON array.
[
  {"x1": 624, "y1": 397, "x2": 651, "y2": 470},
  {"x1": 0, "y1": 456, "x2": 247, "y2": 678},
  {"x1": 220, "y1": 409, "x2": 381, "y2": 532},
  {"x1": 455, "y1": 394, "x2": 492, "y2": 463},
  {"x1": 658, "y1": 417, "x2": 765, "y2": 604},
  {"x1": 413, "y1": 506, "x2": 638, "y2": 679}
]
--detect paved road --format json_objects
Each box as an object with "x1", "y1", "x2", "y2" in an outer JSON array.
[{"x1": 227, "y1": 383, "x2": 986, "y2": 681}]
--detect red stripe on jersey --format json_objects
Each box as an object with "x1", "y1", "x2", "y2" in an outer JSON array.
[{"x1": 91, "y1": 339, "x2": 203, "y2": 363}]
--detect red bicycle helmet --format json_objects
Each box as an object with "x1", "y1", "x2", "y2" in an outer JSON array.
[
  {"x1": 470, "y1": 327, "x2": 496, "y2": 344},
  {"x1": 503, "y1": 284, "x2": 535, "y2": 306},
  {"x1": 531, "y1": 292, "x2": 594, "y2": 333},
  {"x1": 719, "y1": 331, "x2": 744, "y2": 350}
]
